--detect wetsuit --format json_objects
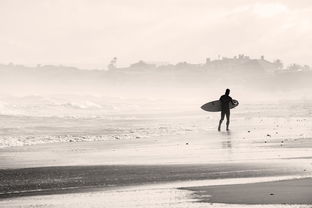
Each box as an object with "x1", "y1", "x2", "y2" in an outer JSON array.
[{"x1": 219, "y1": 95, "x2": 234, "y2": 127}]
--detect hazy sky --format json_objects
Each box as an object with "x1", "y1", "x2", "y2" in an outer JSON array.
[{"x1": 0, "y1": 0, "x2": 311, "y2": 69}]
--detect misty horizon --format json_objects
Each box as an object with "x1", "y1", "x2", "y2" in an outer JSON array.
[
  {"x1": 0, "y1": 52, "x2": 311, "y2": 103},
  {"x1": 0, "y1": 54, "x2": 311, "y2": 71}
]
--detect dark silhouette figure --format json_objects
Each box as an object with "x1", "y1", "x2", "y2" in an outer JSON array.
[{"x1": 218, "y1": 89, "x2": 235, "y2": 131}]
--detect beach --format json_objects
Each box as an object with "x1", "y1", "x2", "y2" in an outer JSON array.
[
  {"x1": 2, "y1": 0, "x2": 312, "y2": 206},
  {"x1": 1, "y1": 101, "x2": 312, "y2": 207}
]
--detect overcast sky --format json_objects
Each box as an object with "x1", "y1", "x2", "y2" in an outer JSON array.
[{"x1": 0, "y1": 0, "x2": 311, "y2": 69}]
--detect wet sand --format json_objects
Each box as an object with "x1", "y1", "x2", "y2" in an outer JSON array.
[
  {"x1": 183, "y1": 177, "x2": 312, "y2": 204},
  {"x1": 1, "y1": 112, "x2": 312, "y2": 206},
  {"x1": 0, "y1": 163, "x2": 308, "y2": 199}
]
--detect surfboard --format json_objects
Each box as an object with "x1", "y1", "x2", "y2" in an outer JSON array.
[{"x1": 201, "y1": 99, "x2": 239, "y2": 112}]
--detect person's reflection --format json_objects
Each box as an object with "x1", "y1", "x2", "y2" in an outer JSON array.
[{"x1": 221, "y1": 131, "x2": 232, "y2": 156}]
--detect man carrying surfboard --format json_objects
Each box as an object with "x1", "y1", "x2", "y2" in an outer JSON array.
[{"x1": 218, "y1": 89, "x2": 236, "y2": 131}]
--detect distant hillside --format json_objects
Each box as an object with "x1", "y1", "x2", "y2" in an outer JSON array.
[{"x1": 0, "y1": 55, "x2": 311, "y2": 98}]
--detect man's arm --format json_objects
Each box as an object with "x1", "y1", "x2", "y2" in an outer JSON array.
[{"x1": 230, "y1": 97, "x2": 236, "y2": 105}]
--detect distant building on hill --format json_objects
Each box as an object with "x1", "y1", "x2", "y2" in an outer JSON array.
[{"x1": 202, "y1": 54, "x2": 282, "y2": 75}]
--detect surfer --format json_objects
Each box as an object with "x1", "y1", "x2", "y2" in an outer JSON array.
[{"x1": 218, "y1": 89, "x2": 236, "y2": 131}]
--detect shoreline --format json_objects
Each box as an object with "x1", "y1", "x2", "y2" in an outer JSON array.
[
  {"x1": 182, "y1": 177, "x2": 312, "y2": 204},
  {"x1": 0, "y1": 163, "x2": 309, "y2": 199},
  {"x1": 1, "y1": 111, "x2": 312, "y2": 206}
]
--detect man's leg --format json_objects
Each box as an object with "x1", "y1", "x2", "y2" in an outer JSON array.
[
  {"x1": 226, "y1": 111, "x2": 230, "y2": 131},
  {"x1": 218, "y1": 111, "x2": 225, "y2": 131}
]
